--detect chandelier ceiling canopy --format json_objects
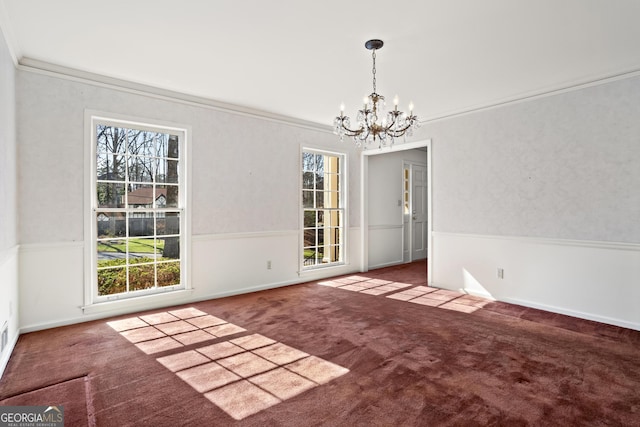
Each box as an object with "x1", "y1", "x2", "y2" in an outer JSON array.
[{"x1": 334, "y1": 39, "x2": 419, "y2": 148}]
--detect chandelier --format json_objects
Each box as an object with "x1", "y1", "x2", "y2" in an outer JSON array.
[{"x1": 334, "y1": 39, "x2": 419, "y2": 148}]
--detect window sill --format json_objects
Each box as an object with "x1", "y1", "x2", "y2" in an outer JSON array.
[{"x1": 82, "y1": 289, "x2": 194, "y2": 316}]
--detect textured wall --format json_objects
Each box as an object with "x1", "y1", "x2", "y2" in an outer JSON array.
[
  {"x1": 0, "y1": 28, "x2": 16, "y2": 251},
  {"x1": 16, "y1": 71, "x2": 359, "y2": 244},
  {"x1": 420, "y1": 76, "x2": 640, "y2": 243}
]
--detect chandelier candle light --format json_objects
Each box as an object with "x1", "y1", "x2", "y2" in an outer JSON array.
[{"x1": 334, "y1": 39, "x2": 419, "y2": 148}]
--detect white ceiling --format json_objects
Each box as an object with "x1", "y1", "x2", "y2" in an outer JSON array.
[{"x1": 2, "y1": 0, "x2": 640, "y2": 126}]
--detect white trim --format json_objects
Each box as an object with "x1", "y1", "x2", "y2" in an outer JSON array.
[
  {"x1": 361, "y1": 139, "x2": 432, "y2": 284},
  {"x1": 432, "y1": 231, "x2": 640, "y2": 252},
  {"x1": 368, "y1": 224, "x2": 403, "y2": 230},
  {"x1": 426, "y1": 141, "x2": 433, "y2": 285},
  {"x1": 19, "y1": 58, "x2": 331, "y2": 134},
  {"x1": 500, "y1": 296, "x2": 640, "y2": 332},
  {"x1": 362, "y1": 139, "x2": 431, "y2": 156},
  {"x1": 192, "y1": 230, "x2": 298, "y2": 242},
  {"x1": 0, "y1": 331, "x2": 19, "y2": 379},
  {"x1": 81, "y1": 289, "x2": 194, "y2": 316}
]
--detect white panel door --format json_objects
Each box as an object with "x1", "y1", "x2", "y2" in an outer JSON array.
[{"x1": 411, "y1": 164, "x2": 428, "y2": 260}]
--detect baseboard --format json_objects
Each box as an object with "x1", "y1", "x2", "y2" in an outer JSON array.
[
  {"x1": 18, "y1": 265, "x2": 361, "y2": 333},
  {"x1": 0, "y1": 332, "x2": 19, "y2": 380},
  {"x1": 501, "y1": 297, "x2": 640, "y2": 332},
  {"x1": 368, "y1": 260, "x2": 404, "y2": 270}
]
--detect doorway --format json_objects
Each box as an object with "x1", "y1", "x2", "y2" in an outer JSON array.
[{"x1": 361, "y1": 139, "x2": 432, "y2": 285}]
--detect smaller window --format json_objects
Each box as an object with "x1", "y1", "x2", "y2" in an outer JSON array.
[{"x1": 301, "y1": 150, "x2": 345, "y2": 269}]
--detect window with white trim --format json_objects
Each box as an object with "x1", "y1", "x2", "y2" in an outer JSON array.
[
  {"x1": 90, "y1": 118, "x2": 187, "y2": 302},
  {"x1": 302, "y1": 149, "x2": 345, "y2": 268}
]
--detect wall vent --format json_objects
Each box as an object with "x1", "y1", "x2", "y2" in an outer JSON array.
[{"x1": 1, "y1": 322, "x2": 8, "y2": 353}]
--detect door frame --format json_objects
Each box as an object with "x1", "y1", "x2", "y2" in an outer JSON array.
[{"x1": 360, "y1": 139, "x2": 433, "y2": 286}]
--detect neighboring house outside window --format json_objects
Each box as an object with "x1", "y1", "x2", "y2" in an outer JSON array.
[
  {"x1": 89, "y1": 116, "x2": 187, "y2": 303},
  {"x1": 301, "y1": 149, "x2": 345, "y2": 269}
]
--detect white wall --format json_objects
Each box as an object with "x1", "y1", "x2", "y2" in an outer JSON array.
[
  {"x1": 367, "y1": 149, "x2": 427, "y2": 268},
  {"x1": 0, "y1": 25, "x2": 19, "y2": 377},
  {"x1": 16, "y1": 68, "x2": 363, "y2": 331},
  {"x1": 416, "y1": 75, "x2": 640, "y2": 330}
]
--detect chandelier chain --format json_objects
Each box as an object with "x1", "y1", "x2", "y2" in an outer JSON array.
[{"x1": 371, "y1": 50, "x2": 377, "y2": 93}]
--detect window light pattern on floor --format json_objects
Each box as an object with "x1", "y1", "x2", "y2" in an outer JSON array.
[
  {"x1": 107, "y1": 307, "x2": 349, "y2": 420},
  {"x1": 107, "y1": 307, "x2": 246, "y2": 354},
  {"x1": 318, "y1": 276, "x2": 412, "y2": 295},
  {"x1": 319, "y1": 277, "x2": 491, "y2": 314}
]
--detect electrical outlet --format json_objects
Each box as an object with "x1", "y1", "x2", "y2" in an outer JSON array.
[
  {"x1": 267, "y1": 260, "x2": 272, "y2": 270},
  {"x1": 497, "y1": 268, "x2": 504, "y2": 279}
]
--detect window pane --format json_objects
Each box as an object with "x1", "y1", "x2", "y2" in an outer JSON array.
[
  {"x1": 127, "y1": 184, "x2": 154, "y2": 209},
  {"x1": 302, "y1": 152, "x2": 315, "y2": 172},
  {"x1": 97, "y1": 266, "x2": 127, "y2": 296},
  {"x1": 128, "y1": 156, "x2": 154, "y2": 183},
  {"x1": 317, "y1": 228, "x2": 325, "y2": 246},
  {"x1": 304, "y1": 210, "x2": 316, "y2": 228},
  {"x1": 302, "y1": 172, "x2": 315, "y2": 189},
  {"x1": 303, "y1": 229, "x2": 316, "y2": 247},
  {"x1": 156, "y1": 159, "x2": 179, "y2": 184},
  {"x1": 325, "y1": 173, "x2": 339, "y2": 191},
  {"x1": 96, "y1": 241, "x2": 126, "y2": 265},
  {"x1": 128, "y1": 212, "x2": 154, "y2": 236},
  {"x1": 97, "y1": 125, "x2": 126, "y2": 156},
  {"x1": 157, "y1": 185, "x2": 179, "y2": 208},
  {"x1": 315, "y1": 172, "x2": 324, "y2": 190},
  {"x1": 96, "y1": 213, "x2": 125, "y2": 238},
  {"x1": 128, "y1": 263, "x2": 155, "y2": 291},
  {"x1": 315, "y1": 154, "x2": 324, "y2": 172},
  {"x1": 160, "y1": 236, "x2": 180, "y2": 260},
  {"x1": 302, "y1": 190, "x2": 314, "y2": 208},
  {"x1": 157, "y1": 261, "x2": 180, "y2": 287},
  {"x1": 324, "y1": 191, "x2": 339, "y2": 208},
  {"x1": 130, "y1": 130, "x2": 157, "y2": 158},
  {"x1": 156, "y1": 135, "x2": 180, "y2": 159},
  {"x1": 97, "y1": 182, "x2": 125, "y2": 208},
  {"x1": 316, "y1": 191, "x2": 324, "y2": 208},
  {"x1": 97, "y1": 153, "x2": 125, "y2": 181},
  {"x1": 128, "y1": 237, "x2": 157, "y2": 264},
  {"x1": 157, "y1": 212, "x2": 180, "y2": 236}
]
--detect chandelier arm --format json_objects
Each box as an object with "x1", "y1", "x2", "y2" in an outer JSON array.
[{"x1": 388, "y1": 118, "x2": 418, "y2": 136}]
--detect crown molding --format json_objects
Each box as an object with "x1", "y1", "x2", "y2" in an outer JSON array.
[
  {"x1": 17, "y1": 57, "x2": 333, "y2": 134},
  {"x1": 422, "y1": 66, "x2": 640, "y2": 124}
]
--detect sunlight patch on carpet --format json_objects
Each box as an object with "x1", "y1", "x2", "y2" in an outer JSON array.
[
  {"x1": 107, "y1": 307, "x2": 349, "y2": 421},
  {"x1": 318, "y1": 276, "x2": 412, "y2": 295},
  {"x1": 318, "y1": 276, "x2": 493, "y2": 315}
]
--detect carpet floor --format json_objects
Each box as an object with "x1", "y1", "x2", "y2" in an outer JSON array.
[{"x1": 1, "y1": 260, "x2": 639, "y2": 426}]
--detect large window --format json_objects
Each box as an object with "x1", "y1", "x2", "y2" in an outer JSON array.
[
  {"x1": 90, "y1": 118, "x2": 186, "y2": 302},
  {"x1": 302, "y1": 150, "x2": 345, "y2": 268}
]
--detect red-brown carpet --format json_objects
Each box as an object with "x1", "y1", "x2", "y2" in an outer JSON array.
[{"x1": 1, "y1": 260, "x2": 639, "y2": 426}]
